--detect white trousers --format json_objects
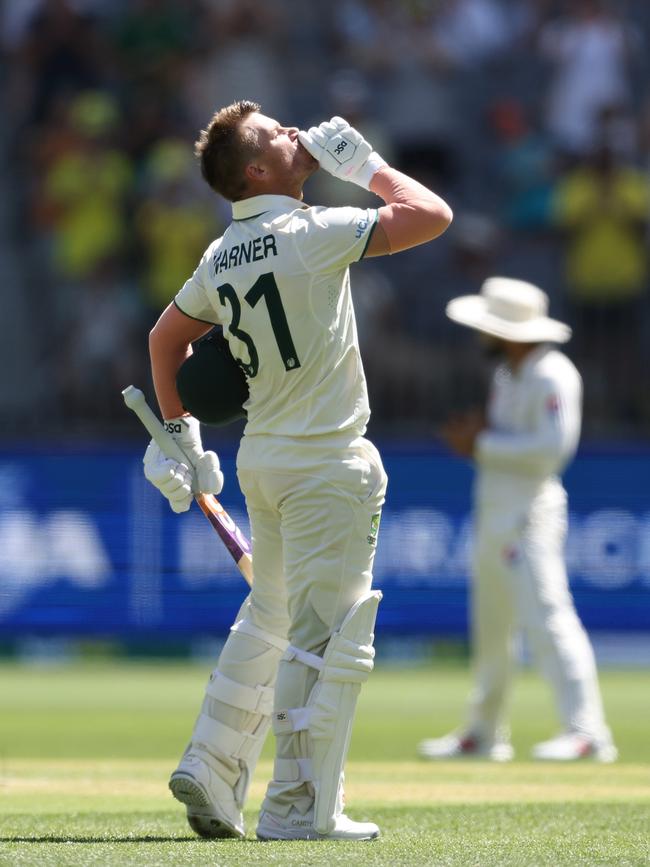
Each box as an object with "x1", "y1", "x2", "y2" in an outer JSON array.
[
  {"x1": 237, "y1": 432, "x2": 387, "y2": 813},
  {"x1": 467, "y1": 491, "x2": 608, "y2": 742}
]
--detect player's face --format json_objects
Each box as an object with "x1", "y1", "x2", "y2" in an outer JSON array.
[
  {"x1": 242, "y1": 112, "x2": 318, "y2": 192},
  {"x1": 478, "y1": 333, "x2": 506, "y2": 359}
]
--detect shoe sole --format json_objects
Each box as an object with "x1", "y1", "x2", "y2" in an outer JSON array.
[
  {"x1": 169, "y1": 773, "x2": 243, "y2": 839},
  {"x1": 257, "y1": 831, "x2": 379, "y2": 841},
  {"x1": 594, "y1": 747, "x2": 618, "y2": 763},
  {"x1": 256, "y1": 814, "x2": 380, "y2": 842},
  {"x1": 418, "y1": 747, "x2": 513, "y2": 762},
  {"x1": 532, "y1": 749, "x2": 618, "y2": 763}
]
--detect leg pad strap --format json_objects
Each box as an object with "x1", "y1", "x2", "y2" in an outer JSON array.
[
  {"x1": 205, "y1": 670, "x2": 274, "y2": 716},
  {"x1": 230, "y1": 617, "x2": 289, "y2": 653},
  {"x1": 272, "y1": 706, "x2": 311, "y2": 735},
  {"x1": 282, "y1": 644, "x2": 324, "y2": 672},
  {"x1": 273, "y1": 757, "x2": 313, "y2": 783},
  {"x1": 194, "y1": 713, "x2": 264, "y2": 762}
]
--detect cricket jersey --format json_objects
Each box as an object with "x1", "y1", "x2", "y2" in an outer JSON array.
[
  {"x1": 475, "y1": 345, "x2": 582, "y2": 513},
  {"x1": 175, "y1": 194, "x2": 378, "y2": 438}
]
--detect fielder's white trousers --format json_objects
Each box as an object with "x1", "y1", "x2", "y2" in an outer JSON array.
[{"x1": 467, "y1": 481, "x2": 608, "y2": 743}]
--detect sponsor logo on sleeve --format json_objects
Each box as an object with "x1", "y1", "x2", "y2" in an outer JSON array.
[{"x1": 355, "y1": 215, "x2": 369, "y2": 240}]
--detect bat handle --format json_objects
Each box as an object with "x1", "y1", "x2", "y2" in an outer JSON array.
[{"x1": 122, "y1": 385, "x2": 194, "y2": 470}]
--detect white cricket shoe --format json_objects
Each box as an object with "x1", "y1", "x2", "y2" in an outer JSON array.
[
  {"x1": 169, "y1": 752, "x2": 245, "y2": 839},
  {"x1": 418, "y1": 732, "x2": 514, "y2": 762},
  {"x1": 532, "y1": 732, "x2": 618, "y2": 763},
  {"x1": 256, "y1": 807, "x2": 380, "y2": 841}
]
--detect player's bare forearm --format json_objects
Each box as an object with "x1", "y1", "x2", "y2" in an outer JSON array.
[
  {"x1": 149, "y1": 303, "x2": 213, "y2": 419},
  {"x1": 366, "y1": 166, "x2": 453, "y2": 256}
]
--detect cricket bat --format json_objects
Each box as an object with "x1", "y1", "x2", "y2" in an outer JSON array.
[{"x1": 122, "y1": 385, "x2": 253, "y2": 586}]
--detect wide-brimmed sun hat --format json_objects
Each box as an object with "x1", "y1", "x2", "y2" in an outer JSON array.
[{"x1": 446, "y1": 277, "x2": 571, "y2": 343}]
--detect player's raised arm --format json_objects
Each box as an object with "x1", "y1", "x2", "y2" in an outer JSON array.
[
  {"x1": 298, "y1": 116, "x2": 452, "y2": 257},
  {"x1": 368, "y1": 167, "x2": 453, "y2": 255}
]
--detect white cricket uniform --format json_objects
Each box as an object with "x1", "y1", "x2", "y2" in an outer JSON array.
[
  {"x1": 468, "y1": 345, "x2": 608, "y2": 742},
  {"x1": 176, "y1": 193, "x2": 376, "y2": 438},
  {"x1": 174, "y1": 193, "x2": 388, "y2": 816}
]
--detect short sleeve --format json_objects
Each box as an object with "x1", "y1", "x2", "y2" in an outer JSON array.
[
  {"x1": 174, "y1": 246, "x2": 221, "y2": 325},
  {"x1": 293, "y1": 206, "x2": 378, "y2": 274}
]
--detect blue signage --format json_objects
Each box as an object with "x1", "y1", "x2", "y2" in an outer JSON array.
[{"x1": 0, "y1": 443, "x2": 648, "y2": 637}]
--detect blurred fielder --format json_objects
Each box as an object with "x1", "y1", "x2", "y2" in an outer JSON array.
[
  {"x1": 142, "y1": 101, "x2": 452, "y2": 840},
  {"x1": 419, "y1": 278, "x2": 617, "y2": 763}
]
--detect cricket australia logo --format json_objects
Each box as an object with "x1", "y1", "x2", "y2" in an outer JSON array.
[{"x1": 367, "y1": 512, "x2": 382, "y2": 546}]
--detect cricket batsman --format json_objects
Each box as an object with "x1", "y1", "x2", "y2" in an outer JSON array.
[
  {"x1": 419, "y1": 277, "x2": 617, "y2": 763},
  {"x1": 141, "y1": 102, "x2": 452, "y2": 840}
]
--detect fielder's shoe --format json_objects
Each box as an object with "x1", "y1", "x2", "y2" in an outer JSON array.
[
  {"x1": 256, "y1": 807, "x2": 380, "y2": 841},
  {"x1": 532, "y1": 732, "x2": 618, "y2": 763},
  {"x1": 418, "y1": 732, "x2": 514, "y2": 762},
  {"x1": 169, "y1": 752, "x2": 245, "y2": 839}
]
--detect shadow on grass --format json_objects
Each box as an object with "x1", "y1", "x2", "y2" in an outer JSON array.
[{"x1": 0, "y1": 835, "x2": 216, "y2": 844}]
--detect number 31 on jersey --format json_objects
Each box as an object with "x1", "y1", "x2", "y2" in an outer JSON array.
[{"x1": 217, "y1": 272, "x2": 300, "y2": 377}]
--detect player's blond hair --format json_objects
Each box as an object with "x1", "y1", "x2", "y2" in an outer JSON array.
[{"x1": 195, "y1": 100, "x2": 262, "y2": 201}]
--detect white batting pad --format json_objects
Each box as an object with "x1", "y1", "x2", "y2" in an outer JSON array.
[
  {"x1": 308, "y1": 589, "x2": 381, "y2": 833},
  {"x1": 187, "y1": 598, "x2": 288, "y2": 809}
]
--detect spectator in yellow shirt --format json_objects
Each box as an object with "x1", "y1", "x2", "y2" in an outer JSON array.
[{"x1": 553, "y1": 141, "x2": 650, "y2": 425}]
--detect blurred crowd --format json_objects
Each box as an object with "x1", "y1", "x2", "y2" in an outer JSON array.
[{"x1": 2, "y1": 0, "x2": 650, "y2": 437}]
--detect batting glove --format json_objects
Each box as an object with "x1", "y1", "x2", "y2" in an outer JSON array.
[
  {"x1": 298, "y1": 116, "x2": 386, "y2": 190},
  {"x1": 143, "y1": 415, "x2": 224, "y2": 514}
]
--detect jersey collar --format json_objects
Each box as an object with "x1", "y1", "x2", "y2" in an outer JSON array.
[
  {"x1": 514, "y1": 343, "x2": 550, "y2": 377},
  {"x1": 232, "y1": 194, "x2": 308, "y2": 221}
]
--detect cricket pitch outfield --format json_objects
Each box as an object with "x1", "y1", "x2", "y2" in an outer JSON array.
[{"x1": 1, "y1": 663, "x2": 648, "y2": 866}]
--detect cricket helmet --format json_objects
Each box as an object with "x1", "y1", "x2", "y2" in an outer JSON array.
[{"x1": 176, "y1": 329, "x2": 249, "y2": 426}]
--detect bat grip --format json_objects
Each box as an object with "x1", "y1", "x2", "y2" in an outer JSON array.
[{"x1": 122, "y1": 385, "x2": 194, "y2": 471}]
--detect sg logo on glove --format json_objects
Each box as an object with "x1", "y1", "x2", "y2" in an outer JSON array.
[
  {"x1": 329, "y1": 135, "x2": 355, "y2": 165},
  {"x1": 298, "y1": 116, "x2": 385, "y2": 189}
]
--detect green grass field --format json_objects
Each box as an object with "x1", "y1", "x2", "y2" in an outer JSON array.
[{"x1": 1, "y1": 661, "x2": 648, "y2": 866}]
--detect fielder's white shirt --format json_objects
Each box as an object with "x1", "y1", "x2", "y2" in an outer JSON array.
[
  {"x1": 175, "y1": 194, "x2": 378, "y2": 438},
  {"x1": 475, "y1": 345, "x2": 582, "y2": 515}
]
